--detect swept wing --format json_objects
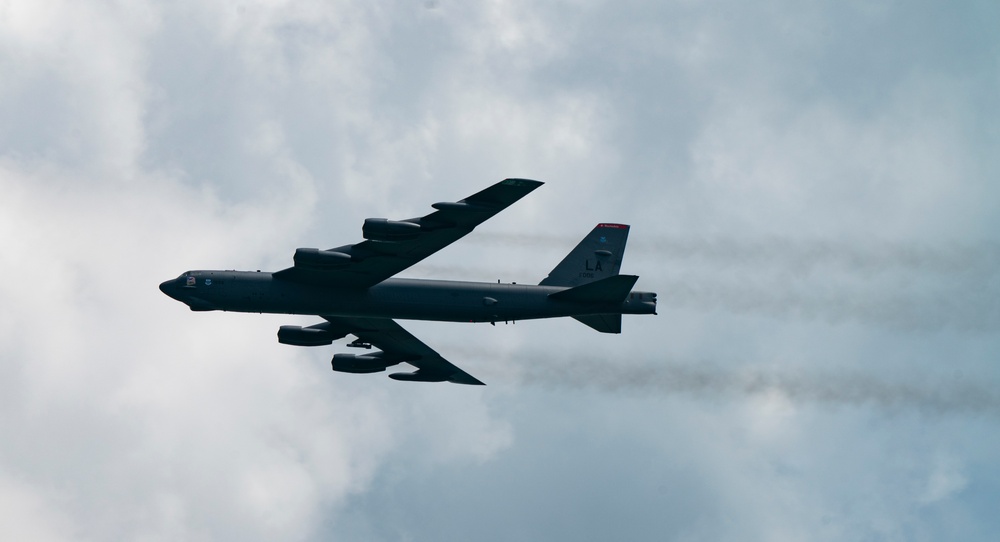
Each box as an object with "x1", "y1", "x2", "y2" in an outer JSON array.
[
  {"x1": 274, "y1": 178, "x2": 543, "y2": 288},
  {"x1": 321, "y1": 316, "x2": 485, "y2": 385}
]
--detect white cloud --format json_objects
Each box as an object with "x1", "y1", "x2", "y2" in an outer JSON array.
[
  {"x1": 0, "y1": 471, "x2": 74, "y2": 541},
  {"x1": 919, "y1": 456, "x2": 968, "y2": 505},
  {"x1": 0, "y1": 3, "x2": 511, "y2": 536},
  {"x1": 1, "y1": 0, "x2": 998, "y2": 540}
]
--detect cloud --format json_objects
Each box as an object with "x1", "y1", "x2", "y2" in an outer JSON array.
[
  {"x1": 919, "y1": 456, "x2": 969, "y2": 505},
  {"x1": 2, "y1": 0, "x2": 999, "y2": 540},
  {"x1": 0, "y1": 158, "x2": 518, "y2": 539},
  {"x1": 0, "y1": 3, "x2": 512, "y2": 538}
]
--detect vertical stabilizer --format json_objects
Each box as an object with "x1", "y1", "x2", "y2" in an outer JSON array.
[{"x1": 539, "y1": 223, "x2": 630, "y2": 287}]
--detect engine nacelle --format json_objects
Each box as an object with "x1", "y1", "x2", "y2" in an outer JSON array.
[
  {"x1": 277, "y1": 325, "x2": 342, "y2": 346},
  {"x1": 293, "y1": 248, "x2": 352, "y2": 268},
  {"x1": 362, "y1": 218, "x2": 422, "y2": 242},
  {"x1": 388, "y1": 371, "x2": 448, "y2": 382},
  {"x1": 332, "y1": 353, "x2": 397, "y2": 374},
  {"x1": 430, "y1": 201, "x2": 493, "y2": 213}
]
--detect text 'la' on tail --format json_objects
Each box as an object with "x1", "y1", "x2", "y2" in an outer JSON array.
[{"x1": 538, "y1": 223, "x2": 630, "y2": 288}]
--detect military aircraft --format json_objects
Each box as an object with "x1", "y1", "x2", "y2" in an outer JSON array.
[{"x1": 159, "y1": 179, "x2": 657, "y2": 385}]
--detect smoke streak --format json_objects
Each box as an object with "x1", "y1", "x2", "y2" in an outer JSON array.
[
  {"x1": 658, "y1": 277, "x2": 1000, "y2": 332},
  {"x1": 403, "y1": 233, "x2": 1000, "y2": 333},
  {"x1": 404, "y1": 269, "x2": 997, "y2": 333},
  {"x1": 473, "y1": 232, "x2": 1000, "y2": 278},
  {"x1": 451, "y1": 348, "x2": 1000, "y2": 417}
]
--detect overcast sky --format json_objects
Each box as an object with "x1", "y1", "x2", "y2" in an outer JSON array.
[{"x1": 2, "y1": 1, "x2": 999, "y2": 540}]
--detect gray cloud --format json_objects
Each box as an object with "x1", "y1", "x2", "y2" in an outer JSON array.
[{"x1": 3, "y1": 0, "x2": 1000, "y2": 540}]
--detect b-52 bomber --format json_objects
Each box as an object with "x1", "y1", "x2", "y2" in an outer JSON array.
[{"x1": 159, "y1": 179, "x2": 657, "y2": 385}]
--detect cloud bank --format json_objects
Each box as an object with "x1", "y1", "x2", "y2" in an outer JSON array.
[{"x1": 2, "y1": 0, "x2": 998, "y2": 540}]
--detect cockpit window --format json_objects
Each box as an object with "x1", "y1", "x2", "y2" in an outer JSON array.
[{"x1": 185, "y1": 275, "x2": 196, "y2": 287}]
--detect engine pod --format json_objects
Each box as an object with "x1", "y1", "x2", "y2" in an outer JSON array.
[
  {"x1": 362, "y1": 218, "x2": 422, "y2": 242},
  {"x1": 278, "y1": 325, "x2": 339, "y2": 346},
  {"x1": 293, "y1": 248, "x2": 352, "y2": 268},
  {"x1": 332, "y1": 353, "x2": 396, "y2": 374}
]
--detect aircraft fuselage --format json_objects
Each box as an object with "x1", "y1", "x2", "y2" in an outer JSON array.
[{"x1": 159, "y1": 270, "x2": 657, "y2": 323}]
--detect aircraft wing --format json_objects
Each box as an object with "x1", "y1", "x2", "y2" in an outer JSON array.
[
  {"x1": 274, "y1": 178, "x2": 543, "y2": 288},
  {"x1": 323, "y1": 316, "x2": 486, "y2": 385}
]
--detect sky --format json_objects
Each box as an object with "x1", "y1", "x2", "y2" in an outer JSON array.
[{"x1": 1, "y1": 0, "x2": 999, "y2": 540}]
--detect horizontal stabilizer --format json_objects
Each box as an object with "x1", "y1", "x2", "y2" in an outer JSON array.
[
  {"x1": 572, "y1": 313, "x2": 622, "y2": 334},
  {"x1": 548, "y1": 274, "x2": 639, "y2": 304}
]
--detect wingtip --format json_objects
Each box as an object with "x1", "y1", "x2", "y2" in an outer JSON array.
[
  {"x1": 501, "y1": 178, "x2": 544, "y2": 188},
  {"x1": 450, "y1": 374, "x2": 487, "y2": 386}
]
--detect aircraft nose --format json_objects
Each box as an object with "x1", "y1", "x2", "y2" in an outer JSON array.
[{"x1": 159, "y1": 279, "x2": 177, "y2": 299}]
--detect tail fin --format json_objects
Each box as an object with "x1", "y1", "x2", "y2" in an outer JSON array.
[{"x1": 539, "y1": 223, "x2": 630, "y2": 287}]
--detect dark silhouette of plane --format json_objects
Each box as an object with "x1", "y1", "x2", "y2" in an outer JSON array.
[{"x1": 160, "y1": 179, "x2": 656, "y2": 384}]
